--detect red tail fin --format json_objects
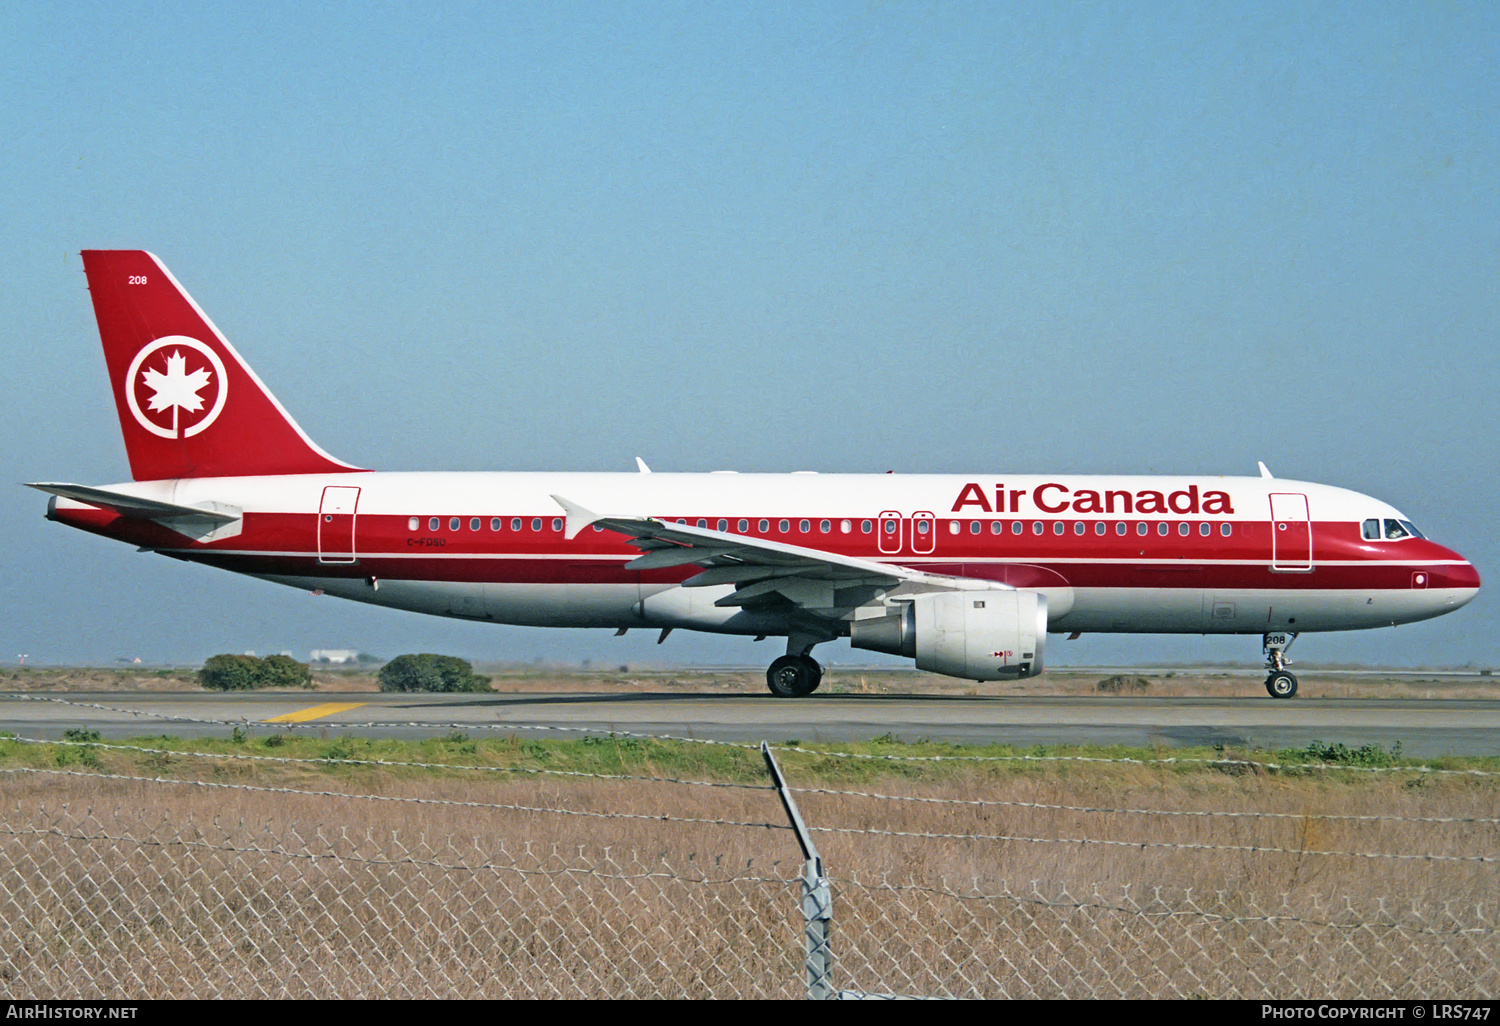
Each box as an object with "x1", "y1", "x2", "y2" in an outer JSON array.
[{"x1": 81, "y1": 250, "x2": 363, "y2": 480}]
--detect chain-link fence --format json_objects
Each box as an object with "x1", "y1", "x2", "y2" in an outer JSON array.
[
  {"x1": 828, "y1": 877, "x2": 1498, "y2": 999},
  {"x1": 1, "y1": 805, "x2": 797, "y2": 999},
  {"x1": 1, "y1": 729, "x2": 1496, "y2": 999}
]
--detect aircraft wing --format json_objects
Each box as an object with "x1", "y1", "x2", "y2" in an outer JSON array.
[{"x1": 553, "y1": 494, "x2": 1003, "y2": 615}]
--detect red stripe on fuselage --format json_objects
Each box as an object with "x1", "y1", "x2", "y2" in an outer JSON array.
[{"x1": 53, "y1": 506, "x2": 1475, "y2": 592}]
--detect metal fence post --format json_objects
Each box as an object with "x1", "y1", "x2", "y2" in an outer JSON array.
[
  {"x1": 801, "y1": 858, "x2": 833, "y2": 998},
  {"x1": 762, "y1": 741, "x2": 834, "y2": 999}
]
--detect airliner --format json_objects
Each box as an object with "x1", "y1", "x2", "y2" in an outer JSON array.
[{"x1": 31, "y1": 251, "x2": 1480, "y2": 698}]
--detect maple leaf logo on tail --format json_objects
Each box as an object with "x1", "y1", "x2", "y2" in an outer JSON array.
[
  {"x1": 142, "y1": 350, "x2": 212, "y2": 433},
  {"x1": 124, "y1": 335, "x2": 229, "y2": 439}
]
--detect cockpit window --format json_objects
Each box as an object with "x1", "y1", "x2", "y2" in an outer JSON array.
[
  {"x1": 1385, "y1": 519, "x2": 1425, "y2": 541},
  {"x1": 1368, "y1": 517, "x2": 1425, "y2": 541}
]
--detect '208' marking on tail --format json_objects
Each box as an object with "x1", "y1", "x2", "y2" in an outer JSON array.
[{"x1": 124, "y1": 335, "x2": 228, "y2": 439}]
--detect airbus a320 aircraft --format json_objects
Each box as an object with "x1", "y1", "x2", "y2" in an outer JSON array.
[{"x1": 32, "y1": 251, "x2": 1480, "y2": 698}]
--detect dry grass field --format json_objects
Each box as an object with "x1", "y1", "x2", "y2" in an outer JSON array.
[{"x1": 0, "y1": 722, "x2": 1495, "y2": 998}]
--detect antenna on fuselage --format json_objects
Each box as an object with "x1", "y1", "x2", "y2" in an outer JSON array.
[
  {"x1": 635, "y1": 457, "x2": 652, "y2": 473},
  {"x1": 1258, "y1": 461, "x2": 1274, "y2": 478}
]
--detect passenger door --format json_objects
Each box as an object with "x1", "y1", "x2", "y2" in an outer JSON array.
[
  {"x1": 317, "y1": 485, "x2": 360, "y2": 564},
  {"x1": 1269, "y1": 492, "x2": 1312, "y2": 572}
]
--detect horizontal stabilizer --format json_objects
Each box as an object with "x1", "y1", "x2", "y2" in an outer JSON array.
[{"x1": 27, "y1": 482, "x2": 239, "y2": 523}]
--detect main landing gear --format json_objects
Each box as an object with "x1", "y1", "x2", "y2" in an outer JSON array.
[
  {"x1": 1263, "y1": 631, "x2": 1299, "y2": 699},
  {"x1": 765, "y1": 632, "x2": 831, "y2": 697},
  {"x1": 766, "y1": 654, "x2": 823, "y2": 697}
]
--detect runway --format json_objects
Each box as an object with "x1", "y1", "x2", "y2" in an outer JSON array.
[{"x1": 6, "y1": 689, "x2": 1499, "y2": 757}]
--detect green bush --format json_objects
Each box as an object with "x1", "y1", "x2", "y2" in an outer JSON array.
[
  {"x1": 200, "y1": 653, "x2": 315, "y2": 691},
  {"x1": 200, "y1": 654, "x2": 264, "y2": 691},
  {"x1": 378, "y1": 654, "x2": 491, "y2": 693},
  {"x1": 259, "y1": 654, "x2": 314, "y2": 688}
]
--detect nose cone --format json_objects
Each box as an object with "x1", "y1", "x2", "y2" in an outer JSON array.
[{"x1": 1433, "y1": 545, "x2": 1480, "y2": 610}]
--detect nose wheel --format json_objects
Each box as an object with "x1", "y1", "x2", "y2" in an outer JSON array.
[
  {"x1": 1262, "y1": 631, "x2": 1299, "y2": 699},
  {"x1": 1265, "y1": 670, "x2": 1299, "y2": 699},
  {"x1": 766, "y1": 654, "x2": 823, "y2": 697}
]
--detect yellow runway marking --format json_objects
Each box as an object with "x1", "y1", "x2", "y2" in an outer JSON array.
[{"x1": 265, "y1": 702, "x2": 367, "y2": 724}]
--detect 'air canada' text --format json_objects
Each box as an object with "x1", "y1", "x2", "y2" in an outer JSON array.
[{"x1": 951, "y1": 482, "x2": 1236, "y2": 516}]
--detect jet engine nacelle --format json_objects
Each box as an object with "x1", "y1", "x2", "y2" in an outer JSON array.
[{"x1": 850, "y1": 590, "x2": 1047, "y2": 681}]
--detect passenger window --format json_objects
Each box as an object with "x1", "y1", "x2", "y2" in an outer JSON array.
[
  {"x1": 449, "y1": 517, "x2": 461, "y2": 531},
  {"x1": 738, "y1": 519, "x2": 749, "y2": 533},
  {"x1": 760, "y1": 520, "x2": 771, "y2": 533},
  {"x1": 1116, "y1": 522, "x2": 1126, "y2": 536},
  {"x1": 1012, "y1": 521, "x2": 1022, "y2": 535},
  {"x1": 490, "y1": 518, "x2": 501, "y2": 531},
  {"x1": 1053, "y1": 522, "x2": 1064, "y2": 535},
  {"x1": 531, "y1": 518, "x2": 542, "y2": 531},
  {"x1": 820, "y1": 520, "x2": 831, "y2": 533},
  {"x1": 408, "y1": 517, "x2": 419, "y2": 531},
  {"x1": 840, "y1": 520, "x2": 851, "y2": 533},
  {"x1": 1137, "y1": 523, "x2": 1148, "y2": 536},
  {"x1": 916, "y1": 520, "x2": 930, "y2": 535},
  {"x1": 1178, "y1": 523, "x2": 1189, "y2": 537},
  {"x1": 799, "y1": 520, "x2": 810, "y2": 533},
  {"x1": 1158, "y1": 523, "x2": 1169, "y2": 536},
  {"x1": 1221, "y1": 523, "x2": 1232, "y2": 537},
  {"x1": 1032, "y1": 521, "x2": 1043, "y2": 535},
  {"x1": 552, "y1": 517, "x2": 563, "y2": 532},
  {"x1": 697, "y1": 519, "x2": 707, "y2": 528},
  {"x1": 429, "y1": 517, "x2": 440, "y2": 531},
  {"x1": 1095, "y1": 522, "x2": 1105, "y2": 536},
  {"x1": 948, "y1": 520, "x2": 960, "y2": 535},
  {"x1": 1074, "y1": 522, "x2": 1085, "y2": 536},
  {"x1": 718, "y1": 519, "x2": 728, "y2": 532},
  {"x1": 1199, "y1": 523, "x2": 1211, "y2": 537},
  {"x1": 971, "y1": 521, "x2": 981, "y2": 535},
  {"x1": 469, "y1": 518, "x2": 480, "y2": 531},
  {"x1": 511, "y1": 518, "x2": 522, "y2": 532},
  {"x1": 861, "y1": 520, "x2": 872, "y2": 533},
  {"x1": 991, "y1": 521, "x2": 1003, "y2": 535},
  {"x1": 778, "y1": 519, "x2": 790, "y2": 533}
]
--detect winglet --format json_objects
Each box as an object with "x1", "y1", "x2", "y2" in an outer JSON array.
[
  {"x1": 635, "y1": 457, "x2": 652, "y2": 474},
  {"x1": 551, "y1": 494, "x2": 602, "y2": 540},
  {"x1": 1258, "y1": 461, "x2": 1274, "y2": 479}
]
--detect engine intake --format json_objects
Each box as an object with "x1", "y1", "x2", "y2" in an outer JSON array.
[{"x1": 850, "y1": 590, "x2": 1047, "y2": 680}]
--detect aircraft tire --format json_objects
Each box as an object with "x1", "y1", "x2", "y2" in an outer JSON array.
[
  {"x1": 1265, "y1": 671, "x2": 1299, "y2": 699},
  {"x1": 767, "y1": 655, "x2": 822, "y2": 697}
]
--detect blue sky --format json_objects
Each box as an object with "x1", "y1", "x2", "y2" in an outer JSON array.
[{"x1": 4, "y1": 2, "x2": 1496, "y2": 669}]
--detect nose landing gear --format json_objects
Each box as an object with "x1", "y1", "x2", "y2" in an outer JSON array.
[{"x1": 1263, "y1": 631, "x2": 1299, "y2": 699}]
